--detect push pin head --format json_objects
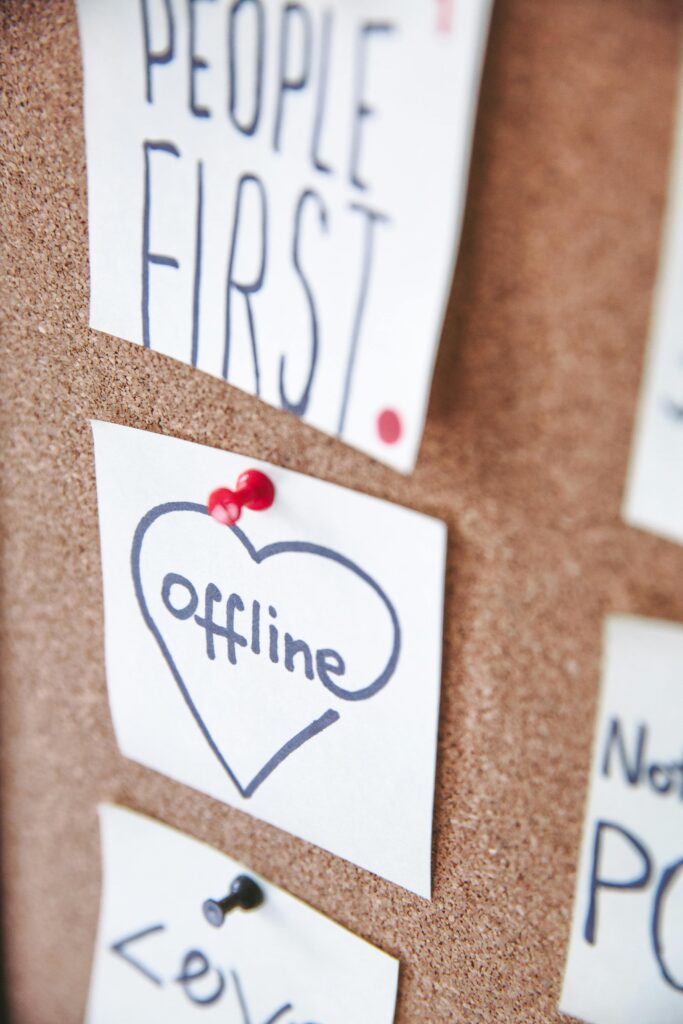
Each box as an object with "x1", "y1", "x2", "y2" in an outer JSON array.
[
  {"x1": 203, "y1": 874, "x2": 265, "y2": 927},
  {"x1": 208, "y1": 469, "x2": 275, "y2": 527}
]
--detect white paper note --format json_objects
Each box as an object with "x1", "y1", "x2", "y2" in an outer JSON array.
[
  {"x1": 560, "y1": 616, "x2": 683, "y2": 1024},
  {"x1": 624, "y1": 72, "x2": 683, "y2": 544},
  {"x1": 86, "y1": 804, "x2": 399, "y2": 1023},
  {"x1": 76, "y1": 0, "x2": 492, "y2": 472},
  {"x1": 91, "y1": 420, "x2": 446, "y2": 896}
]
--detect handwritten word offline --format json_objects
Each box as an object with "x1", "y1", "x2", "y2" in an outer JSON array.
[
  {"x1": 142, "y1": 0, "x2": 393, "y2": 429},
  {"x1": 162, "y1": 570, "x2": 347, "y2": 695}
]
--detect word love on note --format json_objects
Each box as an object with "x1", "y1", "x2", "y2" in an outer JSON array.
[
  {"x1": 92, "y1": 421, "x2": 446, "y2": 896},
  {"x1": 624, "y1": 74, "x2": 683, "y2": 544},
  {"x1": 76, "y1": 0, "x2": 492, "y2": 471},
  {"x1": 560, "y1": 616, "x2": 683, "y2": 1024},
  {"x1": 86, "y1": 805, "x2": 399, "y2": 1023}
]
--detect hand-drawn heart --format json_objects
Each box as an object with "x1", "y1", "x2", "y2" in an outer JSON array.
[{"x1": 131, "y1": 502, "x2": 401, "y2": 798}]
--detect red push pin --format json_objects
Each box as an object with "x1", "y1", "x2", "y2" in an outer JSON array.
[{"x1": 208, "y1": 470, "x2": 275, "y2": 527}]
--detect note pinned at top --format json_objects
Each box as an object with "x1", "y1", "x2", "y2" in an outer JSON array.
[
  {"x1": 560, "y1": 616, "x2": 683, "y2": 1024},
  {"x1": 86, "y1": 804, "x2": 399, "y2": 1023},
  {"x1": 624, "y1": 73, "x2": 683, "y2": 544},
  {"x1": 76, "y1": 0, "x2": 493, "y2": 472},
  {"x1": 91, "y1": 421, "x2": 446, "y2": 896}
]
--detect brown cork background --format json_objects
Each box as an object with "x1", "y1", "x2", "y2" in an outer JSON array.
[{"x1": 2, "y1": 0, "x2": 683, "y2": 1021}]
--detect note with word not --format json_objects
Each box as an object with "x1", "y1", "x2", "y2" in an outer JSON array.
[{"x1": 560, "y1": 616, "x2": 683, "y2": 1024}]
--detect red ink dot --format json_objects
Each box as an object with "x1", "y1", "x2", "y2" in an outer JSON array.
[{"x1": 377, "y1": 409, "x2": 402, "y2": 444}]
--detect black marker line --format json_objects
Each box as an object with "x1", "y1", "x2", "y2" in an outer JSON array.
[
  {"x1": 336, "y1": 204, "x2": 387, "y2": 438},
  {"x1": 142, "y1": 141, "x2": 180, "y2": 350},
  {"x1": 242, "y1": 708, "x2": 339, "y2": 798},
  {"x1": 232, "y1": 970, "x2": 293, "y2": 1024},
  {"x1": 191, "y1": 160, "x2": 204, "y2": 367},
  {"x1": 110, "y1": 924, "x2": 165, "y2": 986}
]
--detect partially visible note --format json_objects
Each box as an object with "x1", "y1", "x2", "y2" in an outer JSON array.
[
  {"x1": 86, "y1": 804, "x2": 399, "y2": 1024},
  {"x1": 560, "y1": 616, "x2": 683, "y2": 1024},
  {"x1": 624, "y1": 72, "x2": 683, "y2": 544},
  {"x1": 75, "y1": 0, "x2": 492, "y2": 472}
]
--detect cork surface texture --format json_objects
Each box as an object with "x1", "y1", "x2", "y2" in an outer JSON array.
[{"x1": 1, "y1": 1, "x2": 682, "y2": 1021}]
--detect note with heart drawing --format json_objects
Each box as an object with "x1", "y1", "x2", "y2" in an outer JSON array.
[{"x1": 92, "y1": 421, "x2": 446, "y2": 896}]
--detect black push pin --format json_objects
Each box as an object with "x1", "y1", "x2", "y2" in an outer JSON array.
[{"x1": 203, "y1": 874, "x2": 265, "y2": 927}]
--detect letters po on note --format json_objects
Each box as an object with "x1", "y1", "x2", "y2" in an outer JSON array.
[{"x1": 560, "y1": 616, "x2": 683, "y2": 1024}]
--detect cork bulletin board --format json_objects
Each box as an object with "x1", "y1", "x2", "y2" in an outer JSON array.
[{"x1": 2, "y1": 1, "x2": 682, "y2": 1021}]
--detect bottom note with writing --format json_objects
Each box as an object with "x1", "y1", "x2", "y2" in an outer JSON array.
[
  {"x1": 86, "y1": 805, "x2": 399, "y2": 1024},
  {"x1": 560, "y1": 615, "x2": 683, "y2": 1024}
]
